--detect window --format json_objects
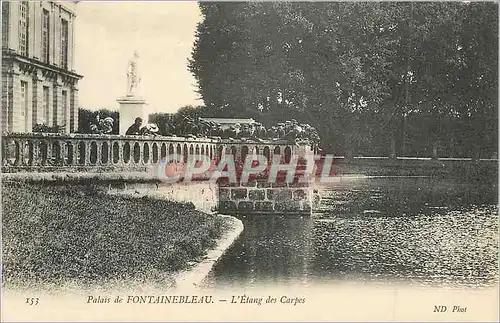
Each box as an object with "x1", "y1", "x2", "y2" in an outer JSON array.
[
  {"x1": 52, "y1": 88, "x2": 57, "y2": 126},
  {"x1": 42, "y1": 9, "x2": 50, "y2": 63},
  {"x1": 43, "y1": 86, "x2": 50, "y2": 123},
  {"x1": 60, "y1": 19, "x2": 68, "y2": 69},
  {"x1": 20, "y1": 81, "x2": 28, "y2": 107},
  {"x1": 61, "y1": 90, "x2": 68, "y2": 126},
  {"x1": 18, "y1": 1, "x2": 29, "y2": 56},
  {"x1": 20, "y1": 81, "x2": 29, "y2": 131}
]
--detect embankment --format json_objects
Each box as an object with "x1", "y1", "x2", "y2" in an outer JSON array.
[
  {"x1": 1, "y1": 175, "x2": 242, "y2": 292},
  {"x1": 329, "y1": 157, "x2": 498, "y2": 179}
]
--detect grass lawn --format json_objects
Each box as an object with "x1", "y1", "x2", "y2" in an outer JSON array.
[{"x1": 2, "y1": 181, "x2": 229, "y2": 291}]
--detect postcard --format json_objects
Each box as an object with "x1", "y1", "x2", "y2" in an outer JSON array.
[{"x1": 1, "y1": 1, "x2": 498, "y2": 322}]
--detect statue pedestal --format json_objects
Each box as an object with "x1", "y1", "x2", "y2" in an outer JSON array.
[{"x1": 117, "y1": 95, "x2": 147, "y2": 135}]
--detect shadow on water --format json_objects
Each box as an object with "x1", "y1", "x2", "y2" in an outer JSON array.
[
  {"x1": 204, "y1": 215, "x2": 315, "y2": 289},
  {"x1": 205, "y1": 177, "x2": 498, "y2": 289}
]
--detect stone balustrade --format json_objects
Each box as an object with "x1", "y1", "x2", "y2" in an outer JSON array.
[
  {"x1": 1, "y1": 132, "x2": 310, "y2": 173},
  {"x1": 2, "y1": 132, "x2": 315, "y2": 216}
]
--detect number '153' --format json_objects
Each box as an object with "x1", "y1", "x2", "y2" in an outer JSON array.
[{"x1": 26, "y1": 297, "x2": 39, "y2": 306}]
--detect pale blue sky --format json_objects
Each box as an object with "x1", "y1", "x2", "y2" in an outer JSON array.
[{"x1": 75, "y1": 1, "x2": 203, "y2": 114}]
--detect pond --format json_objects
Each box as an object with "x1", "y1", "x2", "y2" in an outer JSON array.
[{"x1": 203, "y1": 176, "x2": 498, "y2": 289}]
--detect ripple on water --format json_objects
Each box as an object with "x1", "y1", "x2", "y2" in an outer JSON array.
[
  {"x1": 208, "y1": 178, "x2": 498, "y2": 289},
  {"x1": 312, "y1": 204, "x2": 498, "y2": 287}
]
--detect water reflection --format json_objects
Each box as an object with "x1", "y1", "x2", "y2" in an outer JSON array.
[
  {"x1": 315, "y1": 176, "x2": 497, "y2": 217},
  {"x1": 204, "y1": 216, "x2": 314, "y2": 288},
  {"x1": 206, "y1": 177, "x2": 498, "y2": 289}
]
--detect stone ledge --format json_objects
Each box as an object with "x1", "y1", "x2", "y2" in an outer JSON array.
[
  {"x1": 1, "y1": 171, "x2": 161, "y2": 183},
  {"x1": 173, "y1": 215, "x2": 244, "y2": 291}
]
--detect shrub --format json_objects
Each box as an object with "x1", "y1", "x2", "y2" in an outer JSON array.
[{"x1": 78, "y1": 108, "x2": 120, "y2": 134}]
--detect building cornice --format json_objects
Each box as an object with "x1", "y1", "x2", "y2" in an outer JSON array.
[{"x1": 2, "y1": 51, "x2": 83, "y2": 80}]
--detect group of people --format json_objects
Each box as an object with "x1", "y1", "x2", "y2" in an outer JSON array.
[
  {"x1": 159, "y1": 115, "x2": 321, "y2": 147},
  {"x1": 89, "y1": 114, "x2": 114, "y2": 134},
  {"x1": 163, "y1": 115, "x2": 223, "y2": 138},
  {"x1": 91, "y1": 112, "x2": 321, "y2": 148}
]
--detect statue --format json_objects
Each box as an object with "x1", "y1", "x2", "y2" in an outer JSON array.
[{"x1": 126, "y1": 50, "x2": 141, "y2": 96}]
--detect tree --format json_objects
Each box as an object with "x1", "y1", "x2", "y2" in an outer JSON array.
[{"x1": 189, "y1": 2, "x2": 498, "y2": 157}]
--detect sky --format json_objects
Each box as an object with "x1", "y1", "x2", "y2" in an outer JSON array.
[{"x1": 75, "y1": 1, "x2": 204, "y2": 115}]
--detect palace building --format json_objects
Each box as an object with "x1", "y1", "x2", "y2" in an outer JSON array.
[{"x1": 1, "y1": 1, "x2": 82, "y2": 133}]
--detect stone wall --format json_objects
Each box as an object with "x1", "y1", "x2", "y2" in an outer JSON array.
[
  {"x1": 105, "y1": 181, "x2": 218, "y2": 214},
  {"x1": 2, "y1": 172, "x2": 218, "y2": 214},
  {"x1": 218, "y1": 181, "x2": 312, "y2": 216}
]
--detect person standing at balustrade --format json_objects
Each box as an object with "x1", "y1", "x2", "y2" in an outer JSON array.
[
  {"x1": 266, "y1": 126, "x2": 276, "y2": 139},
  {"x1": 277, "y1": 123, "x2": 286, "y2": 139},
  {"x1": 101, "y1": 117, "x2": 114, "y2": 134},
  {"x1": 126, "y1": 117, "x2": 143, "y2": 135},
  {"x1": 253, "y1": 122, "x2": 267, "y2": 139},
  {"x1": 213, "y1": 123, "x2": 223, "y2": 138},
  {"x1": 238, "y1": 123, "x2": 252, "y2": 138},
  {"x1": 227, "y1": 125, "x2": 239, "y2": 139}
]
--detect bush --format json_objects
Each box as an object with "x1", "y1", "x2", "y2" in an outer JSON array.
[{"x1": 78, "y1": 108, "x2": 120, "y2": 134}]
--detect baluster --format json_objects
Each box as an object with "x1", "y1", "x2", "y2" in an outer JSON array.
[
  {"x1": 117, "y1": 141, "x2": 123, "y2": 165},
  {"x1": 85, "y1": 141, "x2": 91, "y2": 166},
  {"x1": 47, "y1": 139, "x2": 53, "y2": 166},
  {"x1": 62, "y1": 140, "x2": 69, "y2": 166},
  {"x1": 45, "y1": 140, "x2": 52, "y2": 167},
  {"x1": 7, "y1": 138, "x2": 15, "y2": 166},
  {"x1": 13, "y1": 138, "x2": 19, "y2": 166},
  {"x1": 48, "y1": 139, "x2": 54, "y2": 166},
  {"x1": 14, "y1": 139, "x2": 22, "y2": 166},
  {"x1": 96, "y1": 142, "x2": 103, "y2": 166},
  {"x1": 20, "y1": 139, "x2": 27, "y2": 166},
  {"x1": 59, "y1": 140, "x2": 66, "y2": 166},
  {"x1": 29, "y1": 139, "x2": 35, "y2": 166},
  {"x1": 139, "y1": 141, "x2": 144, "y2": 165},
  {"x1": 108, "y1": 140, "x2": 113, "y2": 166},
  {"x1": 30, "y1": 139, "x2": 39, "y2": 166},
  {"x1": 71, "y1": 141, "x2": 78, "y2": 166},
  {"x1": 69, "y1": 140, "x2": 74, "y2": 166},
  {"x1": 147, "y1": 141, "x2": 152, "y2": 164},
  {"x1": 77, "y1": 141, "x2": 84, "y2": 165}
]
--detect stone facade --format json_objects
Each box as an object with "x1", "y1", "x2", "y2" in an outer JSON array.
[
  {"x1": 218, "y1": 182, "x2": 312, "y2": 216},
  {"x1": 215, "y1": 141, "x2": 314, "y2": 216},
  {"x1": 1, "y1": 1, "x2": 82, "y2": 133}
]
